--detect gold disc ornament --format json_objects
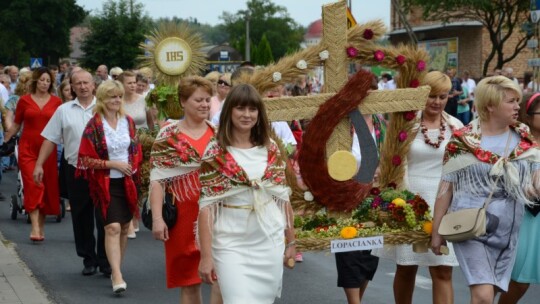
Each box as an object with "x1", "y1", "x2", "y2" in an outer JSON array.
[
  {"x1": 327, "y1": 151, "x2": 359, "y2": 181},
  {"x1": 154, "y1": 37, "x2": 193, "y2": 76}
]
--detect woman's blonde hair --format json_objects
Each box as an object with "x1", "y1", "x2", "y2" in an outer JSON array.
[
  {"x1": 95, "y1": 80, "x2": 125, "y2": 117},
  {"x1": 14, "y1": 71, "x2": 32, "y2": 96},
  {"x1": 475, "y1": 76, "x2": 522, "y2": 121},
  {"x1": 421, "y1": 71, "x2": 451, "y2": 94}
]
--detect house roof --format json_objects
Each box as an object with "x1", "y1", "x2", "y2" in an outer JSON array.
[{"x1": 389, "y1": 21, "x2": 483, "y2": 35}]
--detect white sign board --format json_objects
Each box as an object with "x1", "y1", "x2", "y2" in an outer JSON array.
[
  {"x1": 532, "y1": 1, "x2": 540, "y2": 23},
  {"x1": 528, "y1": 58, "x2": 540, "y2": 67},
  {"x1": 528, "y1": 39, "x2": 538, "y2": 49},
  {"x1": 330, "y1": 236, "x2": 384, "y2": 253}
]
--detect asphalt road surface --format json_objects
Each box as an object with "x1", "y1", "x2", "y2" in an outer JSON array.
[{"x1": 1, "y1": 169, "x2": 539, "y2": 303}]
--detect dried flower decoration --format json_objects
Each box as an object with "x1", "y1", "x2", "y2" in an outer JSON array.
[
  {"x1": 296, "y1": 60, "x2": 308, "y2": 70},
  {"x1": 272, "y1": 72, "x2": 282, "y2": 82},
  {"x1": 346, "y1": 46, "x2": 358, "y2": 58},
  {"x1": 363, "y1": 29, "x2": 374, "y2": 40},
  {"x1": 396, "y1": 55, "x2": 406, "y2": 65},
  {"x1": 417, "y1": 60, "x2": 426, "y2": 71},
  {"x1": 319, "y1": 50, "x2": 329, "y2": 61},
  {"x1": 374, "y1": 50, "x2": 385, "y2": 62}
]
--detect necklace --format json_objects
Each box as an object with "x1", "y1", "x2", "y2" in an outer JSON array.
[{"x1": 420, "y1": 118, "x2": 446, "y2": 149}]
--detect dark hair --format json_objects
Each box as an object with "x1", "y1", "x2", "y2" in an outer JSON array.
[
  {"x1": 178, "y1": 76, "x2": 213, "y2": 103},
  {"x1": 136, "y1": 73, "x2": 149, "y2": 84},
  {"x1": 218, "y1": 84, "x2": 270, "y2": 148},
  {"x1": 29, "y1": 67, "x2": 54, "y2": 94},
  {"x1": 381, "y1": 73, "x2": 392, "y2": 81},
  {"x1": 48, "y1": 64, "x2": 58, "y2": 71}
]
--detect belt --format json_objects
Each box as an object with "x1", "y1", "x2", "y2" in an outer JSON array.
[{"x1": 222, "y1": 203, "x2": 253, "y2": 210}]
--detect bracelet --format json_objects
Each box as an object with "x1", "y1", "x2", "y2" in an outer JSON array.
[{"x1": 286, "y1": 240, "x2": 296, "y2": 248}]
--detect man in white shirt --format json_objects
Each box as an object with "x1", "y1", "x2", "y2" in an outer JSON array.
[{"x1": 33, "y1": 70, "x2": 110, "y2": 277}]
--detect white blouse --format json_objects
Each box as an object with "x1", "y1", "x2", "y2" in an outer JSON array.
[{"x1": 102, "y1": 116, "x2": 130, "y2": 178}]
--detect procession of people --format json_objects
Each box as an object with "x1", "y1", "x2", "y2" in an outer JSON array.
[{"x1": 1, "y1": 5, "x2": 540, "y2": 304}]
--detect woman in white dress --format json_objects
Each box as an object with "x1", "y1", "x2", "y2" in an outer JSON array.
[
  {"x1": 117, "y1": 71, "x2": 154, "y2": 238},
  {"x1": 198, "y1": 84, "x2": 296, "y2": 304},
  {"x1": 373, "y1": 71, "x2": 463, "y2": 304}
]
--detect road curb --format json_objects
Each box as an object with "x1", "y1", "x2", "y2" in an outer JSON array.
[{"x1": 0, "y1": 231, "x2": 52, "y2": 304}]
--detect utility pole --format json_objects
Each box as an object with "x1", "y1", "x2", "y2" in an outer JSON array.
[{"x1": 245, "y1": 13, "x2": 251, "y2": 62}]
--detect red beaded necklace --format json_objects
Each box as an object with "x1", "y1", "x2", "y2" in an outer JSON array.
[{"x1": 420, "y1": 118, "x2": 446, "y2": 149}]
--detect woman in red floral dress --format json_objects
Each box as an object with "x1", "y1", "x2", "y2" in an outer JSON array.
[{"x1": 149, "y1": 76, "x2": 220, "y2": 304}]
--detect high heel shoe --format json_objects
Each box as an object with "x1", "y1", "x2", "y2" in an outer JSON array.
[{"x1": 112, "y1": 277, "x2": 127, "y2": 294}]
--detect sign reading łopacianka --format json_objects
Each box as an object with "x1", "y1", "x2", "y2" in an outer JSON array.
[{"x1": 330, "y1": 236, "x2": 384, "y2": 253}]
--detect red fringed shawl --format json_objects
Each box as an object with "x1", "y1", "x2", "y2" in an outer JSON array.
[{"x1": 77, "y1": 113, "x2": 142, "y2": 220}]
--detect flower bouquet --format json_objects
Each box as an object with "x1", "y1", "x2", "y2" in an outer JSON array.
[
  {"x1": 294, "y1": 187, "x2": 433, "y2": 252},
  {"x1": 146, "y1": 85, "x2": 183, "y2": 120}
]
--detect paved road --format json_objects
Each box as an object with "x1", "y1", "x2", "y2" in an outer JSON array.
[{"x1": 1, "y1": 169, "x2": 539, "y2": 303}]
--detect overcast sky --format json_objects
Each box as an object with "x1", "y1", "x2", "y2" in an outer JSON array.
[{"x1": 75, "y1": 0, "x2": 391, "y2": 28}]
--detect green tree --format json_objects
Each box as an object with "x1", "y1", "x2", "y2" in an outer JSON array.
[
  {"x1": 80, "y1": 0, "x2": 152, "y2": 70},
  {"x1": 255, "y1": 34, "x2": 274, "y2": 65},
  {"x1": 221, "y1": 0, "x2": 304, "y2": 62},
  {"x1": 402, "y1": 0, "x2": 533, "y2": 76},
  {"x1": 0, "y1": 0, "x2": 86, "y2": 66},
  {"x1": 154, "y1": 17, "x2": 229, "y2": 45}
]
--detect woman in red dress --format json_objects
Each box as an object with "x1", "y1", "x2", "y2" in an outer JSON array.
[
  {"x1": 149, "y1": 76, "x2": 221, "y2": 304},
  {"x1": 4, "y1": 67, "x2": 61, "y2": 242}
]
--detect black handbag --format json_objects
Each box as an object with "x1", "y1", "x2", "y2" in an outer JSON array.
[
  {"x1": 0, "y1": 136, "x2": 17, "y2": 157},
  {"x1": 142, "y1": 191, "x2": 177, "y2": 230}
]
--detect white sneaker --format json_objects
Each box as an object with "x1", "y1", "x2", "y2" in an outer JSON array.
[{"x1": 127, "y1": 233, "x2": 136, "y2": 239}]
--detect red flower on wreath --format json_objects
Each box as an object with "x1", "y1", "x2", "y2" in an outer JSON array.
[
  {"x1": 392, "y1": 206, "x2": 406, "y2": 221},
  {"x1": 396, "y1": 55, "x2": 406, "y2": 65},
  {"x1": 370, "y1": 187, "x2": 381, "y2": 195},
  {"x1": 363, "y1": 29, "x2": 374, "y2": 40},
  {"x1": 412, "y1": 196, "x2": 429, "y2": 216},
  {"x1": 404, "y1": 111, "x2": 416, "y2": 121},
  {"x1": 392, "y1": 155, "x2": 402, "y2": 166},
  {"x1": 374, "y1": 50, "x2": 385, "y2": 62},
  {"x1": 409, "y1": 79, "x2": 420, "y2": 88},
  {"x1": 398, "y1": 130, "x2": 408, "y2": 142},
  {"x1": 417, "y1": 60, "x2": 426, "y2": 71},
  {"x1": 346, "y1": 46, "x2": 358, "y2": 58}
]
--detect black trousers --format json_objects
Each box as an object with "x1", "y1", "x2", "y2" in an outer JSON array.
[{"x1": 66, "y1": 165, "x2": 109, "y2": 268}]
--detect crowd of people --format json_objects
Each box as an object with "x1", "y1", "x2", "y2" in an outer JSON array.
[{"x1": 0, "y1": 58, "x2": 539, "y2": 304}]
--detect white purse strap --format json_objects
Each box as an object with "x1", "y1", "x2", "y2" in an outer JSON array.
[{"x1": 482, "y1": 131, "x2": 513, "y2": 209}]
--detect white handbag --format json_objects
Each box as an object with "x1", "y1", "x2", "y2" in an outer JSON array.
[{"x1": 438, "y1": 132, "x2": 511, "y2": 242}]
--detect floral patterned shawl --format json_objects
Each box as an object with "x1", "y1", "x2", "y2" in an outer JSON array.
[
  {"x1": 77, "y1": 113, "x2": 141, "y2": 219},
  {"x1": 198, "y1": 139, "x2": 291, "y2": 241},
  {"x1": 149, "y1": 120, "x2": 216, "y2": 202},
  {"x1": 441, "y1": 119, "x2": 540, "y2": 205}
]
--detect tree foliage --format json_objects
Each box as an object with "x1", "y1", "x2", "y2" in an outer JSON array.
[
  {"x1": 402, "y1": 0, "x2": 533, "y2": 76},
  {"x1": 80, "y1": 0, "x2": 152, "y2": 70},
  {"x1": 255, "y1": 34, "x2": 274, "y2": 65},
  {"x1": 220, "y1": 0, "x2": 304, "y2": 62},
  {"x1": 154, "y1": 17, "x2": 229, "y2": 45},
  {"x1": 0, "y1": 0, "x2": 86, "y2": 66}
]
